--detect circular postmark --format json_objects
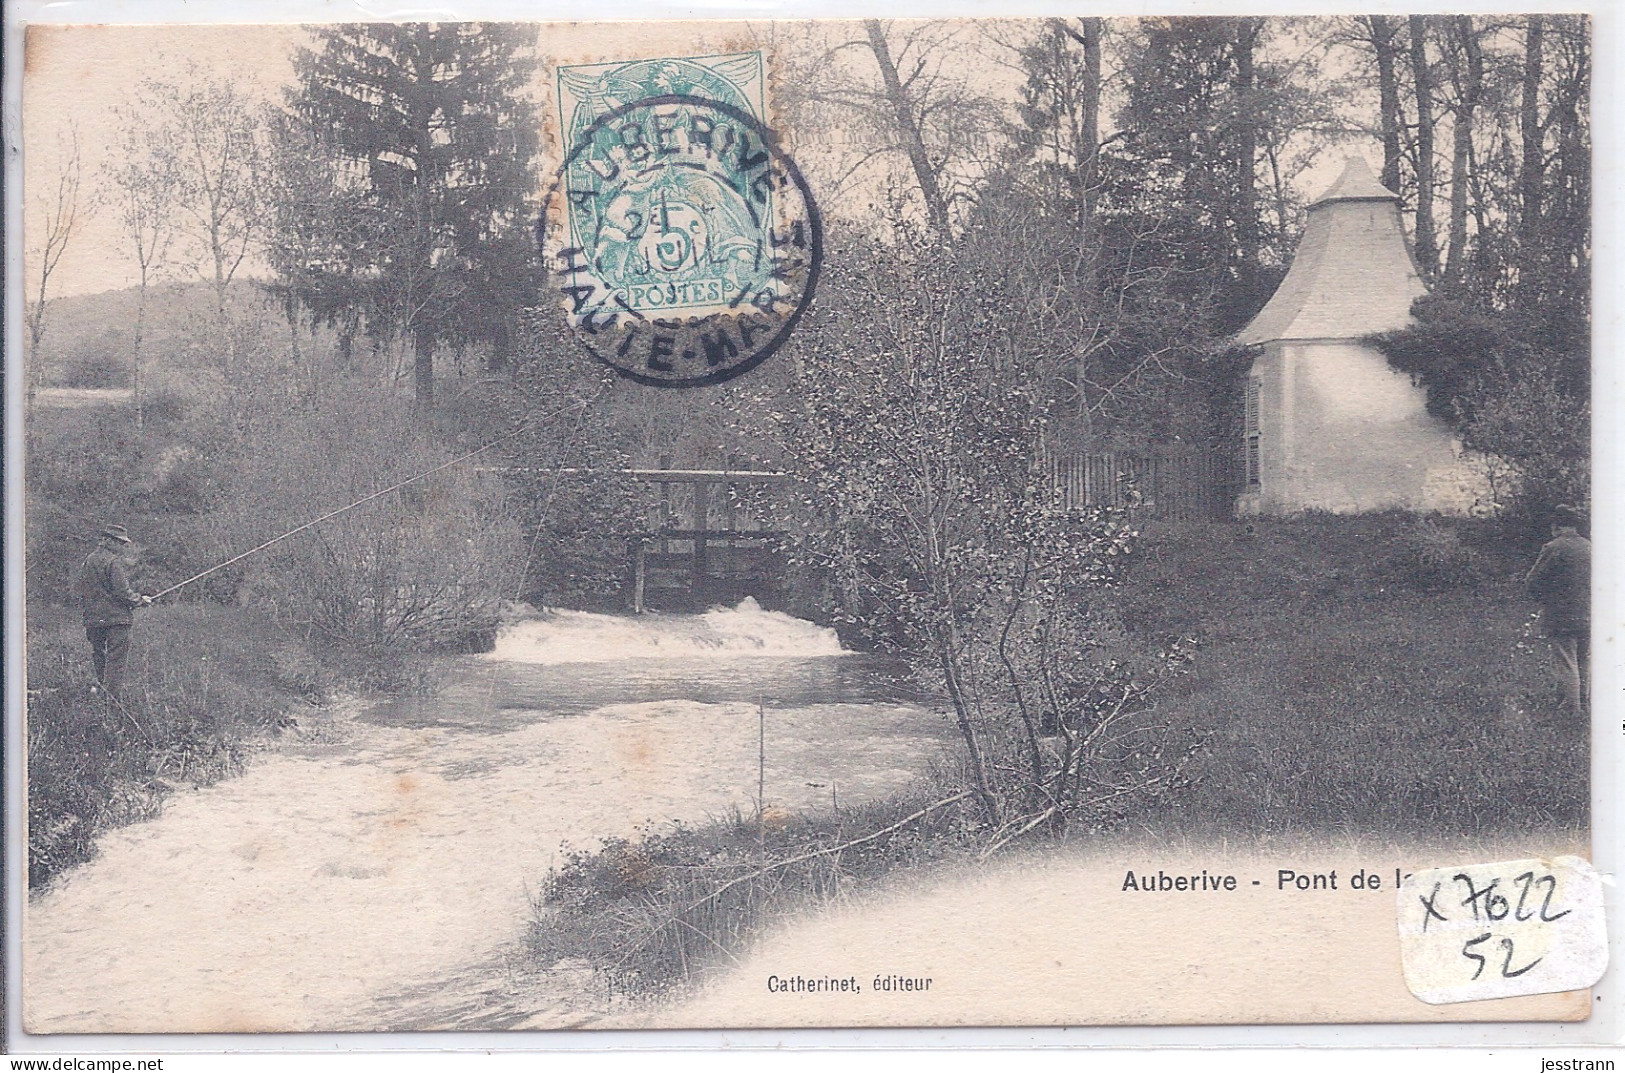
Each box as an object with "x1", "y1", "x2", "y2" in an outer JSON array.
[{"x1": 540, "y1": 93, "x2": 822, "y2": 389}]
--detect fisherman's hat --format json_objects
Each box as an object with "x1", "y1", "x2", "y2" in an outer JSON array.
[{"x1": 100, "y1": 524, "x2": 131, "y2": 543}]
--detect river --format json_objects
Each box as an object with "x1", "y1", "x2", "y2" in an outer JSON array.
[{"x1": 23, "y1": 600, "x2": 951, "y2": 1034}]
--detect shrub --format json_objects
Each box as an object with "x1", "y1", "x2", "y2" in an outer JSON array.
[
  {"x1": 530, "y1": 790, "x2": 982, "y2": 997},
  {"x1": 770, "y1": 224, "x2": 1197, "y2": 829},
  {"x1": 26, "y1": 603, "x2": 324, "y2": 889},
  {"x1": 1370, "y1": 296, "x2": 1588, "y2": 532},
  {"x1": 1384, "y1": 518, "x2": 1484, "y2": 592},
  {"x1": 198, "y1": 379, "x2": 523, "y2": 655}
]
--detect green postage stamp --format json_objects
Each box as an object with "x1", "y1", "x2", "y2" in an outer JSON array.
[{"x1": 544, "y1": 52, "x2": 822, "y2": 388}]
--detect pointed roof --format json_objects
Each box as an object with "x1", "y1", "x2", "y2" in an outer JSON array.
[
  {"x1": 1237, "y1": 157, "x2": 1426, "y2": 346},
  {"x1": 1309, "y1": 154, "x2": 1401, "y2": 207}
]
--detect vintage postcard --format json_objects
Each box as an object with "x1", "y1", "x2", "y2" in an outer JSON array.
[{"x1": 9, "y1": 10, "x2": 1610, "y2": 1042}]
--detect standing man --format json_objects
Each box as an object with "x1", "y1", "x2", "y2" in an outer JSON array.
[
  {"x1": 1526, "y1": 505, "x2": 1591, "y2": 715},
  {"x1": 75, "y1": 523, "x2": 152, "y2": 698}
]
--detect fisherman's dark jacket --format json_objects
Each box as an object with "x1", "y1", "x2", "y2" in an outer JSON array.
[
  {"x1": 1526, "y1": 530, "x2": 1591, "y2": 637},
  {"x1": 76, "y1": 546, "x2": 144, "y2": 627}
]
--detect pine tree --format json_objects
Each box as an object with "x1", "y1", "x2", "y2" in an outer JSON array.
[
  {"x1": 1114, "y1": 18, "x2": 1266, "y2": 329},
  {"x1": 286, "y1": 24, "x2": 540, "y2": 403}
]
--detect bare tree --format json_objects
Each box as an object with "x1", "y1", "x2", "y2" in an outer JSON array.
[
  {"x1": 785, "y1": 20, "x2": 1005, "y2": 237},
  {"x1": 1443, "y1": 16, "x2": 1486, "y2": 287},
  {"x1": 863, "y1": 20, "x2": 953, "y2": 236},
  {"x1": 108, "y1": 102, "x2": 182, "y2": 433},
  {"x1": 1517, "y1": 15, "x2": 1546, "y2": 299},
  {"x1": 1409, "y1": 15, "x2": 1441, "y2": 281},
  {"x1": 142, "y1": 74, "x2": 264, "y2": 379},
  {"x1": 26, "y1": 123, "x2": 84, "y2": 402}
]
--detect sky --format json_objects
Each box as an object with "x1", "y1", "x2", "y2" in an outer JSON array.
[
  {"x1": 23, "y1": 20, "x2": 859, "y2": 299},
  {"x1": 22, "y1": 24, "x2": 302, "y2": 298},
  {"x1": 19, "y1": 18, "x2": 1370, "y2": 301}
]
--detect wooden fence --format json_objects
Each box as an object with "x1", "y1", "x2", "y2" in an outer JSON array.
[
  {"x1": 1044, "y1": 449, "x2": 1236, "y2": 521},
  {"x1": 625, "y1": 455, "x2": 1236, "y2": 529}
]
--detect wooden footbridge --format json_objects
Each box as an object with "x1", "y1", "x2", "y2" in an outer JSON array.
[
  {"x1": 626, "y1": 467, "x2": 790, "y2": 612},
  {"x1": 488, "y1": 447, "x2": 1230, "y2": 612}
]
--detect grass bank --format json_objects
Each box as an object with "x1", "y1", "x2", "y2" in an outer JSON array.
[
  {"x1": 528, "y1": 791, "x2": 984, "y2": 999},
  {"x1": 25, "y1": 601, "x2": 435, "y2": 891},
  {"x1": 1119, "y1": 512, "x2": 1586, "y2": 837},
  {"x1": 526, "y1": 511, "x2": 1587, "y2": 1000}
]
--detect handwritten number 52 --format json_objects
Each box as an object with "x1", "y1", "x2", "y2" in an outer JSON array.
[{"x1": 1462, "y1": 933, "x2": 1543, "y2": 980}]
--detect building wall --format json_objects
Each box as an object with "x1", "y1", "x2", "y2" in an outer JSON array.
[{"x1": 1235, "y1": 341, "x2": 1487, "y2": 516}]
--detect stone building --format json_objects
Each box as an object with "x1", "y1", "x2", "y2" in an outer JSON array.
[{"x1": 1234, "y1": 156, "x2": 1484, "y2": 515}]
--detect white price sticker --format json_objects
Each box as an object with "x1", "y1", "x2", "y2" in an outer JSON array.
[{"x1": 1397, "y1": 855, "x2": 1606, "y2": 1004}]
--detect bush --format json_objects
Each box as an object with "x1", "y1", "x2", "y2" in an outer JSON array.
[
  {"x1": 1370, "y1": 296, "x2": 1588, "y2": 532},
  {"x1": 1384, "y1": 518, "x2": 1484, "y2": 592},
  {"x1": 771, "y1": 224, "x2": 1198, "y2": 829},
  {"x1": 530, "y1": 790, "x2": 983, "y2": 997},
  {"x1": 189, "y1": 378, "x2": 523, "y2": 655},
  {"x1": 26, "y1": 603, "x2": 325, "y2": 889}
]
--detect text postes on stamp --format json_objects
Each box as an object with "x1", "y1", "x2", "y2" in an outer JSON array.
[
  {"x1": 542, "y1": 53, "x2": 822, "y2": 388},
  {"x1": 1396, "y1": 856, "x2": 1607, "y2": 1004}
]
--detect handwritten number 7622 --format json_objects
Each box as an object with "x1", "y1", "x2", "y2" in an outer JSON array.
[{"x1": 1450, "y1": 871, "x2": 1569, "y2": 924}]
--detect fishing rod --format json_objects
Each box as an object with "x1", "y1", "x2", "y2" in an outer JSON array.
[{"x1": 148, "y1": 404, "x2": 585, "y2": 602}]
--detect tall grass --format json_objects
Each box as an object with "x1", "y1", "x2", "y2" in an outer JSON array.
[
  {"x1": 529, "y1": 791, "x2": 983, "y2": 998},
  {"x1": 26, "y1": 603, "x2": 329, "y2": 889},
  {"x1": 1119, "y1": 513, "x2": 1587, "y2": 836}
]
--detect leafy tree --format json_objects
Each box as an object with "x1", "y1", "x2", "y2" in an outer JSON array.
[
  {"x1": 769, "y1": 216, "x2": 1196, "y2": 830},
  {"x1": 1520, "y1": 14, "x2": 1590, "y2": 312},
  {"x1": 262, "y1": 110, "x2": 370, "y2": 402},
  {"x1": 1353, "y1": 15, "x2": 1406, "y2": 191},
  {"x1": 1011, "y1": 18, "x2": 1104, "y2": 231},
  {"x1": 1115, "y1": 17, "x2": 1269, "y2": 324},
  {"x1": 1371, "y1": 295, "x2": 1587, "y2": 531},
  {"x1": 1408, "y1": 16, "x2": 1442, "y2": 282},
  {"x1": 1439, "y1": 16, "x2": 1488, "y2": 290},
  {"x1": 1001, "y1": 17, "x2": 1320, "y2": 450},
  {"x1": 1336, "y1": 15, "x2": 1589, "y2": 313},
  {"x1": 286, "y1": 23, "x2": 541, "y2": 403}
]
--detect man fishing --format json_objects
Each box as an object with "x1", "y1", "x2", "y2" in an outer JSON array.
[
  {"x1": 75, "y1": 523, "x2": 152, "y2": 698},
  {"x1": 61, "y1": 407, "x2": 582, "y2": 697}
]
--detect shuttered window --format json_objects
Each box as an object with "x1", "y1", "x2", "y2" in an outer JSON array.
[{"x1": 1244, "y1": 377, "x2": 1262, "y2": 487}]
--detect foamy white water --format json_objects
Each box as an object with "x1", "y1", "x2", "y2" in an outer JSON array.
[
  {"x1": 25, "y1": 609, "x2": 944, "y2": 1033},
  {"x1": 488, "y1": 598, "x2": 846, "y2": 664}
]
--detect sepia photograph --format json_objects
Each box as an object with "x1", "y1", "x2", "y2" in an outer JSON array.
[{"x1": 9, "y1": 8, "x2": 1604, "y2": 1041}]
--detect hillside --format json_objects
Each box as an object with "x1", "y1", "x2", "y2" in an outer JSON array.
[{"x1": 28, "y1": 279, "x2": 283, "y2": 389}]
